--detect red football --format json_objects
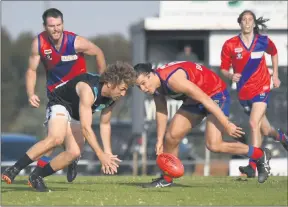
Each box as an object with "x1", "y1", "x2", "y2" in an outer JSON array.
[{"x1": 156, "y1": 153, "x2": 184, "y2": 178}]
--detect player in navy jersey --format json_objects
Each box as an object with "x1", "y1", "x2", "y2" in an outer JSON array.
[
  {"x1": 25, "y1": 8, "x2": 107, "y2": 183},
  {"x1": 2, "y1": 62, "x2": 136, "y2": 192}
]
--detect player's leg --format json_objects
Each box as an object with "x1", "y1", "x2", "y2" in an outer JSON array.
[
  {"x1": 66, "y1": 120, "x2": 84, "y2": 182},
  {"x1": 244, "y1": 102, "x2": 267, "y2": 176},
  {"x1": 261, "y1": 115, "x2": 288, "y2": 151},
  {"x1": 33, "y1": 106, "x2": 58, "y2": 172},
  {"x1": 1, "y1": 105, "x2": 68, "y2": 185},
  {"x1": 239, "y1": 94, "x2": 269, "y2": 177},
  {"x1": 28, "y1": 120, "x2": 83, "y2": 192},
  {"x1": 143, "y1": 106, "x2": 205, "y2": 188},
  {"x1": 205, "y1": 114, "x2": 272, "y2": 183}
]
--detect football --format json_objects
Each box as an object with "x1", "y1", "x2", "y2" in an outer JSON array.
[{"x1": 156, "y1": 153, "x2": 184, "y2": 178}]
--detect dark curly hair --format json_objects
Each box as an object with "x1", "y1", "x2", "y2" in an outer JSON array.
[{"x1": 100, "y1": 61, "x2": 136, "y2": 87}]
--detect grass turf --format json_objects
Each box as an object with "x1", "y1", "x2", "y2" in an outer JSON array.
[{"x1": 1, "y1": 175, "x2": 287, "y2": 206}]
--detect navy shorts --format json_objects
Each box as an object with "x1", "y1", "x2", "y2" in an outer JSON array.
[
  {"x1": 180, "y1": 90, "x2": 230, "y2": 117},
  {"x1": 239, "y1": 92, "x2": 270, "y2": 115}
]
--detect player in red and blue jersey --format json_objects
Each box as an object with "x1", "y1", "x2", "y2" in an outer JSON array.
[
  {"x1": 25, "y1": 8, "x2": 106, "y2": 183},
  {"x1": 220, "y1": 10, "x2": 288, "y2": 178},
  {"x1": 134, "y1": 61, "x2": 272, "y2": 187}
]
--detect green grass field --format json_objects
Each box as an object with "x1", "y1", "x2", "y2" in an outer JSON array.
[{"x1": 1, "y1": 175, "x2": 287, "y2": 206}]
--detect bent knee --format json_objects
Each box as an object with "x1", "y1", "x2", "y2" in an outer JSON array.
[
  {"x1": 249, "y1": 119, "x2": 261, "y2": 131},
  {"x1": 45, "y1": 135, "x2": 65, "y2": 147},
  {"x1": 66, "y1": 148, "x2": 81, "y2": 160},
  {"x1": 165, "y1": 131, "x2": 182, "y2": 144},
  {"x1": 206, "y1": 142, "x2": 222, "y2": 153},
  {"x1": 261, "y1": 126, "x2": 271, "y2": 136}
]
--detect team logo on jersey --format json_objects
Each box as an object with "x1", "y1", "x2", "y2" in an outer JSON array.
[
  {"x1": 234, "y1": 48, "x2": 243, "y2": 53},
  {"x1": 61, "y1": 55, "x2": 78, "y2": 62},
  {"x1": 236, "y1": 52, "x2": 243, "y2": 59},
  {"x1": 44, "y1": 49, "x2": 52, "y2": 60},
  {"x1": 44, "y1": 49, "x2": 52, "y2": 54}
]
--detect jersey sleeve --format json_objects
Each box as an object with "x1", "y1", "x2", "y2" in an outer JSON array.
[
  {"x1": 265, "y1": 38, "x2": 277, "y2": 56},
  {"x1": 220, "y1": 41, "x2": 232, "y2": 71}
]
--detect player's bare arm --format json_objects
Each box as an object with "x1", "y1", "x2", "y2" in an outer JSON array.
[
  {"x1": 271, "y1": 53, "x2": 280, "y2": 88},
  {"x1": 77, "y1": 82, "x2": 120, "y2": 174},
  {"x1": 100, "y1": 104, "x2": 120, "y2": 174},
  {"x1": 74, "y1": 36, "x2": 106, "y2": 74},
  {"x1": 153, "y1": 94, "x2": 168, "y2": 155},
  {"x1": 266, "y1": 40, "x2": 280, "y2": 88},
  {"x1": 220, "y1": 42, "x2": 242, "y2": 82},
  {"x1": 26, "y1": 37, "x2": 41, "y2": 108},
  {"x1": 167, "y1": 70, "x2": 244, "y2": 138},
  {"x1": 100, "y1": 104, "x2": 115, "y2": 154}
]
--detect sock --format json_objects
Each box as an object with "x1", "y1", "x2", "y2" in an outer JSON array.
[
  {"x1": 37, "y1": 156, "x2": 52, "y2": 168},
  {"x1": 36, "y1": 163, "x2": 56, "y2": 178},
  {"x1": 248, "y1": 158, "x2": 257, "y2": 171},
  {"x1": 163, "y1": 174, "x2": 173, "y2": 183},
  {"x1": 14, "y1": 153, "x2": 34, "y2": 170},
  {"x1": 276, "y1": 129, "x2": 287, "y2": 143},
  {"x1": 247, "y1": 145, "x2": 263, "y2": 160}
]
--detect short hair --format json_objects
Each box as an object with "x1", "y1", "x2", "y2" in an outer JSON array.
[
  {"x1": 100, "y1": 62, "x2": 136, "y2": 87},
  {"x1": 237, "y1": 10, "x2": 269, "y2": 34},
  {"x1": 133, "y1": 63, "x2": 153, "y2": 77},
  {"x1": 42, "y1": 8, "x2": 63, "y2": 25}
]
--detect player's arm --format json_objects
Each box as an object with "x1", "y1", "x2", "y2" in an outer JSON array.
[
  {"x1": 153, "y1": 94, "x2": 168, "y2": 144},
  {"x1": 75, "y1": 36, "x2": 106, "y2": 74},
  {"x1": 77, "y1": 82, "x2": 105, "y2": 157},
  {"x1": 167, "y1": 70, "x2": 231, "y2": 130},
  {"x1": 220, "y1": 41, "x2": 234, "y2": 80},
  {"x1": 99, "y1": 103, "x2": 115, "y2": 154},
  {"x1": 266, "y1": 38, "x2": 279, "y2": 86},
  {"x1": 26, "y1": 38, "x2": 41, "y2": 106}
]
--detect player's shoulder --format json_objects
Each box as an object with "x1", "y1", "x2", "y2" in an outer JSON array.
[
  {"x1": 257, "y1": 34, "x2": 269, "y2": 40},
  {"x1": 32, "y1": 32, "x2": 47, "y2": 50},
  {"x1": 64, "y1": 31, "x2": 77, "y2": 36},
  {"x1": 224, "y1": 35, "x2": 239, "y2": 45}
]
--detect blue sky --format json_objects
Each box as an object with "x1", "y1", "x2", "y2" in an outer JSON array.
[{"x1": 2, "y1": 1, "x2": 159, "y2": 40}]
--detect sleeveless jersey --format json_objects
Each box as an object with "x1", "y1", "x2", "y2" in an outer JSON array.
[
  {"x1": 155, "y1": 61, "x2": 227, "y2": 100},
  {"x1": 48, "y1": 73, "x2": 115, "y2": 121},
  {"x1": 38, "y1": 31, "x2": 87, "y2": 94}
]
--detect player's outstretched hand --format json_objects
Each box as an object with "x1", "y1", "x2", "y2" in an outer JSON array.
[
  {"x1": 28, "y1": 94, "x2": 40, "y2": 108},
  {"x1": 99, "y1": 153, "x2": 122, "y2": 175},
  {"x1": 225, "y1": 122, "x2": 245, "y2": 138}
]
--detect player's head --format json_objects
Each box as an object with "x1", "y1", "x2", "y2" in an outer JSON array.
[
  {"x1": 100, "y1": 61, "x2": 136, "y2": 101},
  {"x1": 134, "y1": 63, "x2": 159, "y2": 95},
  {"x1": 237, "y1": 10, "x2": 269, "y2": 35},
  {"x1": 42, "y1": 8, "x2": 64, "y2": 41}
]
